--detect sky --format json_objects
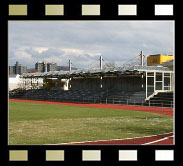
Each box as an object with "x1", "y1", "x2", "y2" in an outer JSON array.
[{"x1": 9, "y1": 21, "x2": 174, "y2": 69}]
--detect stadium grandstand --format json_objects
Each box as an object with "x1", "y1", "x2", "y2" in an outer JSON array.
[{"x1": 9, "y1": 52, "x2": 174, "y2": 108}]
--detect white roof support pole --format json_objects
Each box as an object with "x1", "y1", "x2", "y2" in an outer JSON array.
[
  {"x1": 154, "y1": 72, "x2": 156, "y2": 93},
  {"x1": 100, "y1": 56, "x2": 103, "y2": 70},
  {"x1": 163, "y1": 72, "x2": 164, "y2": 91},
  {"x1": 100, "y1": 76, "x2": 103, "y2": 89},
  {"x1": 69, "y1": 60, "x2": 72, "y2": 72},
  {"x1": 141, "y1": 73, "x2": 144, "y2": 88},
  {"x1": 146, "y1": 71, "x2": 147, "y2": 98},
  {"x1": 170, "y1": 72, "x2": 172, "y2": 91},
  {"x1": 140, "y1": 51, "x2": 144, "y2": 66}
]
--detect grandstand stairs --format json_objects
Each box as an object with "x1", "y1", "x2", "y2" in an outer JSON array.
[{"x1": 144, "y1": 91, "x2": 174, "y2": 108}]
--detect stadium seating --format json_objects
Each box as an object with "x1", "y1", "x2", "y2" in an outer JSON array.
[
  {"x1": 9, "y1": 88, "x2": 145, "y2": 104},
  {"x1": 9, "y1": 89, "x2": 173, "y2": 107},
  {"x1": 99, "y1": 90, "x2": 146, "y2": 105}
]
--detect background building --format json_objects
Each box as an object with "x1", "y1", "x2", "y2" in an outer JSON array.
[
  {"x1": 35, "y1": 62, "x2": 47, "y2": 73},
  {"x1": 9, "y1": 61, "x2": 27, "y2": 75},
  {"x1": 9, "y1": 74, "x2": 21, "y2": 91},
  {"x1": 35, "y1": 62, "x2": 57, "y2": 72},
  {"x1": 9, "y1": 74, "x2": 43, "y2": 91},
  {"x1": 162, "y1": 60, "x2": 174, "y2": 71},
  {"x1": 147, "y1": 54, "x2": 174, "y2": 66},
  {"x1": 47, "y1": 63, "x2": 57, "y2": 72}
]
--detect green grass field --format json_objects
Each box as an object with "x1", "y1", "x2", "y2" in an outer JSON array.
[{"x1": 9, "y1": 101, "x2": 173, "y2": 145}]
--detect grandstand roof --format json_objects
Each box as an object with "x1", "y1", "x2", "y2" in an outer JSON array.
[{"x1": 20, "y1": 65, "x2": 173, "y2": 78}]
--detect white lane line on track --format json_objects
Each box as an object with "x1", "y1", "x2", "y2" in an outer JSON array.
[
  {"x1": 44, "y1": 132, "x2": 173, "y2": 145},
  {"x1": 142, "y1": 136, "x2": 173, "y2": 145}
]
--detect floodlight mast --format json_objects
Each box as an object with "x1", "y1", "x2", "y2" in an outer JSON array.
[
  {"x1": 99, "y1": 56, "x2": 103, "y2": 70},
  {"x1": 44, "y1": 61, "x2": 47, "y2": 72},
  {"x1": 69, "y1": 60, "x2": 72, "y2": 72},
  {"x1": 140, "y1": 51, "x2": 145, "y2": 66}
]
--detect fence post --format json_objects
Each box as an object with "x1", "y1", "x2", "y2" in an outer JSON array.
[
  {"x1": 149, "y1": 100, "x2": 150, "y2": 107},
  {"x1": 127, "y1": 99, "x2": 128, "y2": 105},
  {"x1": 106, "y1": 98, "x2": 107, "y2": 104}
]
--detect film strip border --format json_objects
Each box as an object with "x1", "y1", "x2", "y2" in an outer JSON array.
[
  {"x1": 7, "y1": 149, "x2": 175, "y2": 163},
  {"x1": 6, "y1": 1, "x2": 175, "y2": 18},
  {"x1": 1, "y1": 1, "x2": 178, "y2": 166},
  {"x1": 8, "y1": 4, "x2": 174, "y2": 16}
]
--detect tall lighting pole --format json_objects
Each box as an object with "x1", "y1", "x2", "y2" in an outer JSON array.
[
  {"x1": 99, "y1": 56, "x2": 103, "y2": 69},
  {"x1": 69, "y1": 59, "x2": 72, "y2": 72}
]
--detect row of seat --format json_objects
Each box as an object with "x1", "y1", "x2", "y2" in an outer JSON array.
[
  {"x1": 9, "y1": 89, "x2": 174, "y2": 107},
  {"x1": 10, "y1": 89, "x2": 146, "y2": 104}
]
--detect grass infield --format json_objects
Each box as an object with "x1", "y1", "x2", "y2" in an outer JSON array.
[{"x1": 9, "y1": 100, "x2": 173, "y2": 145}]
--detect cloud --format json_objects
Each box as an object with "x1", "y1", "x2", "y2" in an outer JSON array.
[
  {"x1": 61, "y1": 48, "x2": 84, "y2": 55},
  {"x1": 9, "y1": 47, "x2": 32, "y2": 65},
  {"x1": 9, "y1": 21, "x2": 174, "y2": 69},
  {"x1": 10, "y1": 46, "x2": 102, "y2": 68},
  {"x1": 25, "y1": 47, "x2": 65, "y2": 58},
  {"x1": 32, "y1": 47, "x2": 49, "y2": 54}
]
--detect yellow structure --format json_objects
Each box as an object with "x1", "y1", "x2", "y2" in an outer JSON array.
[{"x1": 147, "y1": 54, "x2": 174, "y2": 66}]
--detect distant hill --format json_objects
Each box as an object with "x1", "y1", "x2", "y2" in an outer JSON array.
[
  {"x1": 57, "y1": 66, "x2": 78, "y2": 71},
  {"x1": 27, "y1": 68, "x2": 38, "y2": 73}
]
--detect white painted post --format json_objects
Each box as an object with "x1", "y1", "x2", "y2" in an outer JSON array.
[
  {"x1": 140, "y1": 51, "x2": 144, "y2": 66},
  {"x1": 154, "y1": 72, "x2": 156, "y2": 93},
  {"x1": 146, "y1": 71, "x2": 147, "y2": 98},
  {"x1": 69, "y1": 60, "x2": 72, "y2": 72},
  {"x1": 100, "y1": 56, "x2": 103, "y2": 70},
  {"x1": 162, "y1": 72, "x2": 164, "y2": 91},
  {"x1": 100, "y1": 76, "x2": 103, "y2": 89},
  {"x1": 170, "y1": 73, "x2": 172, "y2": 91}
]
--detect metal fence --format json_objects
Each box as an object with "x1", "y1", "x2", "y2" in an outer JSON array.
[{"x1": 12, "y1": 95, "x2": 174, "y2": 108}]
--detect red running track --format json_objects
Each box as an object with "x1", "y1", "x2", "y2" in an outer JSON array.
[
  {"x1": 10, "y1": 99, "x2": 174, "y2": 145},
  {"x1": 10, "y1": 99, "x2": 173, "y2": 116},
  {"x1": 63, "y1": 132, "x2": 173, "y2": 145}
]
